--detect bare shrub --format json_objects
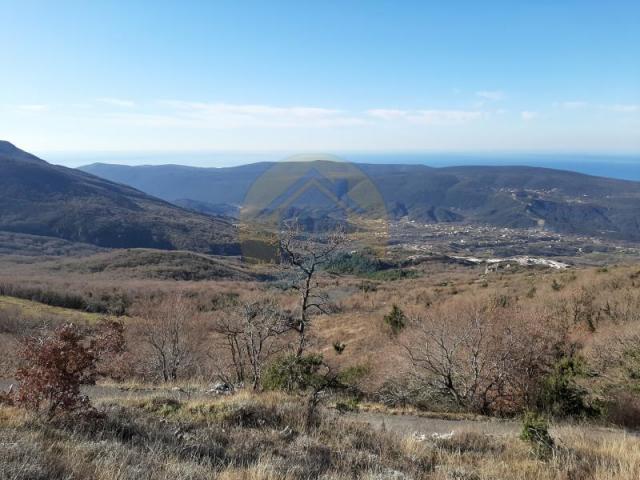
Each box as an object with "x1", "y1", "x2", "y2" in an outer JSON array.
[
  {"x1": 376, "y1": 376, "x2": 427, "y2": 408},
  {"x1": 211, "y1": 296, "x2": 290, "y2": 389},
  {"x1": 587, "y1": 327, "x2": 640, "y2": 427},
  {"x1": 0, "y1": 305, "x2": 22, "y2": 334},
  {"x1": 401, "y1": 299, "x2": 504, "y2": 413},
  {"x1": 401, "y1": 298, "x2": 566, "y2": 414},
  {"x1": 133, "y1": 293, "x2": 204, "y2": 382},
  {"x1": 0, "y1": 384, "x2": 14, "y2": 406}
]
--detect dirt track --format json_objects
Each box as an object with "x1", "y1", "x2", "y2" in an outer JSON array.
[
  {"x1": 352, "y1": 411, "x2": 519, "y2": 437},
  {"x1": 0, "y1": 379, "x2": 520, "y2": 436},
  {"x1": 1, "y1": 380, "x2": 635, "y2": 439}
]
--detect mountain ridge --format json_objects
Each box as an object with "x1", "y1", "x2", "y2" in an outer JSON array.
[
  {"x1": 0, "y1": 142, "x2": 239, "y2": 253},
  {"x1": 81, "y1": 160, "x2": 640, "y2": 241}
]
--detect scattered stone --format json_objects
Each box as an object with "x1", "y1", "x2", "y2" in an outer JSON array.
[
  {"x1": 432, "y1": 430, "x2": 456, "y2": 440},
  {"x1": 447, "y1": 468, "x2": 480, "y2": 480},
  {"x1": 208, "y1": 382, "x2": 233, "y2": 395},
  {"x1": 278, "y1": 425, "x2": 296, "y2": 440},
  {"x1": 414, "y1": 430, "x2": 456, "y2": 441},
  {"x1": 370, "y1": 469, "x2": 410, "y2": 480}
]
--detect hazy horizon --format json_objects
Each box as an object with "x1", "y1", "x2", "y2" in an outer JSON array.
[{"x1": 38, "y1": 149, "x2": 640, "y2": 181}]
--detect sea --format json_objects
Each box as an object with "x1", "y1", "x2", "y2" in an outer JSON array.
[
  {"x1": 344, "y1": 153, "x2": 640, "y2": 181},
  {"x1": 46, "y1": 151, "x2": 640, "y2": 182}
]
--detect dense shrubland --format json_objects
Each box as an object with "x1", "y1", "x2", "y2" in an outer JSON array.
[
  {"x1": 0, "y1": 281, "x2": 130, "y2": 315},
  {"x1": 2, "y1": 261, "x2": 640, "y2": 426},
  {"x1": 2, "y1": 244, "x2": 640, "y2": 478}
]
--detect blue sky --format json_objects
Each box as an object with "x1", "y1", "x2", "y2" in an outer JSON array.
[{"x1": 1, "y1": 0, "x2": 639, "y2": 160}]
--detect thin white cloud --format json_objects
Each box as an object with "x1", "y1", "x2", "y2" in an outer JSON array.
[
  {"x1": 103, "y1": 102, "x2": 486, "y2": 129},
  {"x1": 606, "y1": 104, "x2": 639, "y2": 113},
  {"x1": 521, "y1": 111, "x2": 538, "y2": 120},
  {"x1": 98, "y1": 97, "x2": 136, "y2": 108},
  {"x1": 554, "y1": 101, "x2": 588, "y2": 109},
  {"x1": 476, "y1": 90, "x2": 504, "y2": 101},
  {"x1": 412, "y1": 110, "x2": 482, "y2": 124},
  {"x1": 111, "y1": 101, "x2": 366, "y2": 128},
  {"x1": 103, "y1": 112, "x2": 187, "y2": 128},
  {"x1": 366, "y1": 109, "x2": 408, "y2": 120},
  {"x1": 166, "y1": 101, "x2": 343, "y2": 118},
  {"x1": 552, "y1": 101, "x2": 640, "y2": 113},
  {"x1": 367, "y1": 108, "x2": 482, "y2": 125},
  {"x1": 17, "y1": 104, "x2": 48, "y2": 112}
]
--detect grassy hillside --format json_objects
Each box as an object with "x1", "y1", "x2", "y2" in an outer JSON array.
[
  {"x1": 0, "y1": 295, "x2": 104, "y2": 323},
  {"x1": 0, "y1": 231, "x2": 104, "y2": 256},
  {"x1": 57, "y1": 249, "x2": 264, "y2": 281}
]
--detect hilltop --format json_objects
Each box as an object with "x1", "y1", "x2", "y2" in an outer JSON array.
[{"x1": 0, "y1": 142, "x2": 238, "y2": 254}]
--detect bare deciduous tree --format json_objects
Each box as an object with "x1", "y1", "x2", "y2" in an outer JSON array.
[
  {"x1": 211, "y1": 296, "x2": 290, "y2": 389},
  {"x1": 279, "y1": 221, "x2": 346, "y2": 357},
  {"x1": 135, "y1": 293, "x2": 201, "y2": 382}
]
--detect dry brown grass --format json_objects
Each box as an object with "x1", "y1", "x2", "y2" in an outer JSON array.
[
  {"x1": 0, "y1": 391, "x2": 430, "y2": 479},
  {"x1": 1, "y1": 391, "x2": 639, "y2": 480}
]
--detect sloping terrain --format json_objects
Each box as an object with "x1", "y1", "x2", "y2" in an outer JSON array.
[
  {"x1": 54, "y1": 249, "x2": 262, "y2": 281},
  {"x1": 0, "y1": 141, "x2": 238, "y2": 254},
  {"x1": 81, "y1": 160, "x2": 640, "y2": 241},
  {"x1": 0, "y1": 231, "x2": 105, "y2": 256}
]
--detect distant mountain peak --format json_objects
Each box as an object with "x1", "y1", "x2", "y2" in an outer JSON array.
[
  {"x1": 0, "y1": 140, "x2": 46, "y2": 164},
  {"x1": 0, "y1": 142, "x2": 238, "y2": 253},
  {"x1": 0, "y1": 140, "x2": 21, "y2": 155}
]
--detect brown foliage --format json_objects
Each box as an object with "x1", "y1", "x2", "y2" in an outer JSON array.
[
  {"x1": 14, "y1": 323, "x2": 95, "y2": 419},
  {"x1": 90, "y1": 318, "x2": 128, "y2": 380}
]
